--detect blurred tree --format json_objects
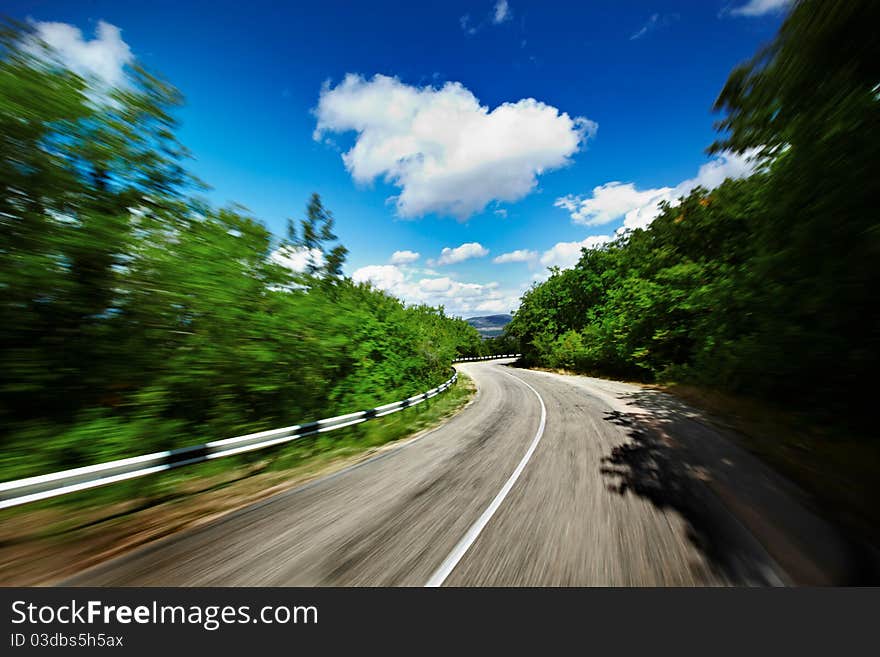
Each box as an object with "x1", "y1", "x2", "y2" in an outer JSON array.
[
  {"x1": 0, "y1": 22, "x2": 483, "y2": 480},
  {"x1": 710, "y1": 0, "x2": 880, "y2": 408},
  {"x1": 507, "y1": 1, "x2": 879, "y2": 428},
  {"x1": 289, "y1": 192, "x2": 348, "y2": 280}
]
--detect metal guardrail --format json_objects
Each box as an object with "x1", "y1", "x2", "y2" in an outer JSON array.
[
  {"x1": 453, "y1": 353, "x2": 519, "y2": 362},
  {"x1": 0, "y1": 355, "x2": 520, "y2": 510}
]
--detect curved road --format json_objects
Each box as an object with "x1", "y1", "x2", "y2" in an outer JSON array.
[{"x1": 65, "y1": 359, "x2": 858, "y2": 586}]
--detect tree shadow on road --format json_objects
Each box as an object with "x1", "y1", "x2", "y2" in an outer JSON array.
[
  {"x1": 598, "y1": 407, "x2": 743, "y2": 583},
  {"x1": 601, "y1": 409, "x2": 694, "y2": 510},
  {"x1": 598, "y1": 388, "x2": 880, "y2": 585}
]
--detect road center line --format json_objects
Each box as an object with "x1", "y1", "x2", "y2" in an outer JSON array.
[{"x1": 424, "y1": 367, "x2": 548, "y2": 587}]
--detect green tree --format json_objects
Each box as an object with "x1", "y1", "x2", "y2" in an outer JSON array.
[
  {"x1": 288, "y1": 192, "x2": 348, "y2": 280},
  {"x1": 0, "y1": 22, "x2": 484, "y2": 481},
  {"x1": 507, "y1": 1, "x2": 879, "y2": 429}
]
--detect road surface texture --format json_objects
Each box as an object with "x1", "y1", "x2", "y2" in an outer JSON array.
[{"x1": 65, "y1": 359, "x2": 866, "y2": 586}]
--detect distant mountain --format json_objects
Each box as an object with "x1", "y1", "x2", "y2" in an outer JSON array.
[{"x1": 465, "y1": 314, "x2": 512, "y2": 338}]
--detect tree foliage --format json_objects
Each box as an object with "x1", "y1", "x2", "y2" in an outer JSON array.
[
  {"x1": 0, "y1": 23, "x2": 483, "y2": 479},
  {"x1": 508, "y1": 0, "x2": 879, "y2": 427}
]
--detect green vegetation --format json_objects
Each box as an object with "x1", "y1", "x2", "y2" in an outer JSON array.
[
  {"x1": 0, "y1": 374, "x2": 476, "y2": 585},
  {"x1": 0, "y1": 21, "x2": 484, "y2": 485},
  {"x1": 506, "y1": 0, "x2": 879, "y2": 531},
  {"x1": 509, "y1": 1, "x2": 878, "y2": 428}
]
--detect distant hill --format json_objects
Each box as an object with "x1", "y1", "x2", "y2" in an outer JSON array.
[{"x1": 465, "y1": 314, "x2": 512, "y2": 338}]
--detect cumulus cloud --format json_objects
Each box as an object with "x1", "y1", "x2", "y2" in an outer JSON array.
[
  {"x1": 728, "y1": 0, "x2": 792, "y2": 17},
  {"x1": 556, "y1": 182, "x2": 670, "y2": 227},
  {"x1": 493, "y1": 249, "x2": 537, "y2": 264},
  {"x1": 352, "y1": 264, "x2": 518, "y2": 316},
  {"x1": 540, "y1": 235, "x2": 611, "y2": 270},
  {"x1": 26, "y1": 20, "x2": 133, "y2": 88},
  {"x1": 493, "y1": 1, "x2": 512, "y2": 24},
  {"x1": 390, "y1": 249, "x2": 420, "y2": 264},
  {"x1": 432, "y1": 242, "x2": 489, "y2": 266},
  {"x1": 314, "y1": 74, "x2": 595, "y2": 219},
  {"x1": 420, "y1": 276, "x2": 454, "y2": 293},
  {"x1": 555, "y1": 150, "x2": 760, "y2": 231},
  {"x1": 351, "y1": 264, "x2": 405, "y2": 290},
  {"x1": 271, "y1": 245, "x2": 325, "y2": 272},
  {"x1": 474, "y1": 298, "x2": 514, "y2": 313}
]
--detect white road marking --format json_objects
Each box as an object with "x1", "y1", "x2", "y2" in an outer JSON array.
[{"x1": 425, "y1": 368, "x2": 548, "y2": 587}]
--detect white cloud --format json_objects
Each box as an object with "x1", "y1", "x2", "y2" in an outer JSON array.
[
  {"x1": 555, "y1": 150, "x2": 760, "y2": 231},
  {"x1": 271, "y1": 245, "x2": 325, "y2": 273},
  {"x1": 351, "y1": 264, "x2": 518, "y2": 316},
  {"x1": 390, "y1": 249, "x2": 420, "y2": 264},
  {"x1": 26, "y1": 20, "x2": 132, "y2": 88},
  {"x1": 474, "y1": 298, "x2": 512, "y2": 313},
  {"x1": 420, "y1": 276, "x2": 453, "y2": 293},
  {"x1": 433, "y1": 242, "x2": 489, "y2": 266},
  {"x1": 314, "y1": 74, "x2": 595, "y2": 219},
  {"x1": 729, "y1": 0, "x2": 791, "y2": 17},
  {"x1": 556, "y1": 182, "x2": 671, "y2": 227},
  {"x1": 493, "y1": 1, "x2": 512, "y2": 24},
  {"x1": 540, "y1": 235, "x2": 611, "y2": 270},
  {"x1": 629, "y1": 13, "x2": 678, "y2": 40},
  {"x1": 352, "y1": 264, "x2": 406, "y2": 290},
  {"x1": 459, "y1": 14, "x2": 478, "y2": 36},
  {"x1": 493, "y1": 249, "x2": 538, "y2": 264},
  {"x1": 461, "y1": 3, "x2": 511, "y2": 35},
  {"x1": 630, "y1": 14, "x2": 659, "y2": 40}
]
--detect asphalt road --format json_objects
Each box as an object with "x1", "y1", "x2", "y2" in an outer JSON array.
[{"x1": 65, "y1": 359, "x2": 858, "y2": 586}]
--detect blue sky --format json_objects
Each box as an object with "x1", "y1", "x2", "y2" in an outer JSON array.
[{"x1": 8, "y1": 0, "x2": 789, "y2": 316}]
